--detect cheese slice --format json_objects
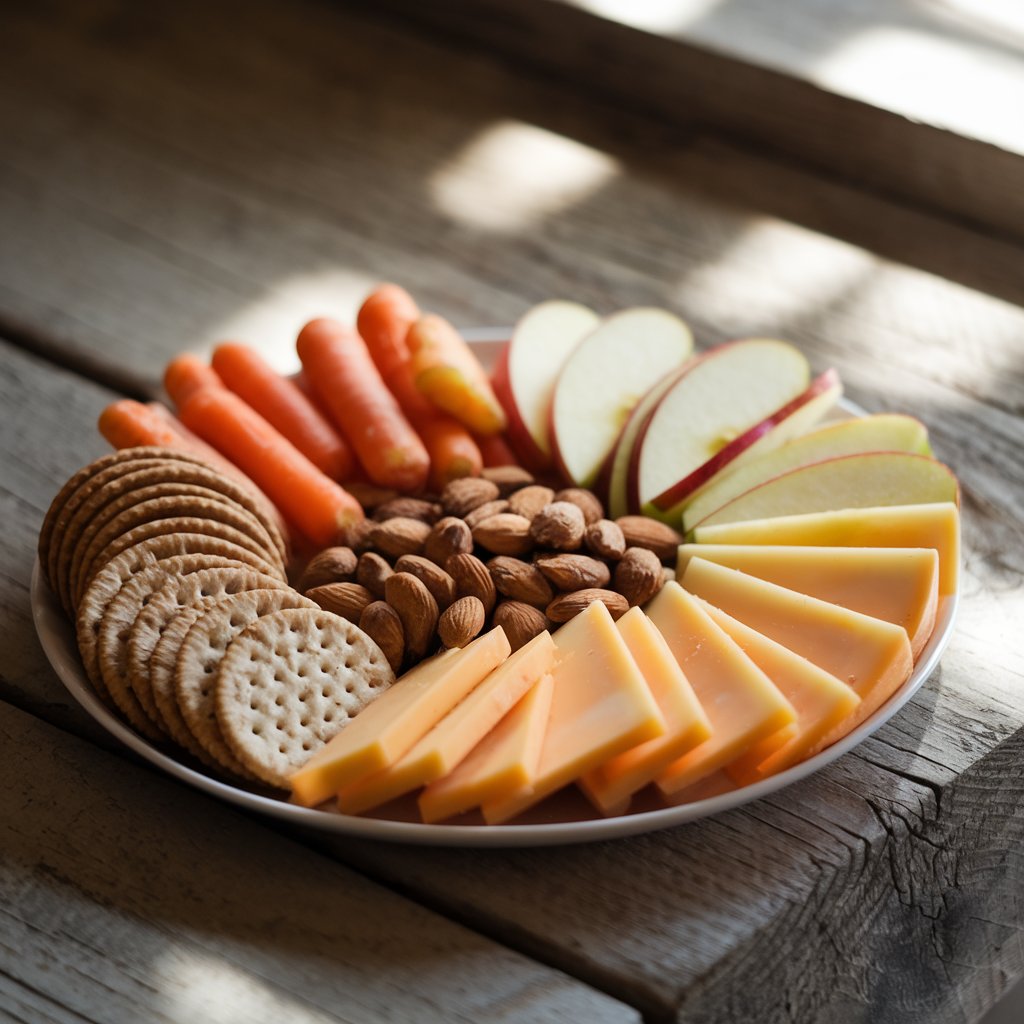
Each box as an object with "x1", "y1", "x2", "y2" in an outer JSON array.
[
  {"x1": 337, "y1": 632, "x2": 556, "y2": 814},
  {"x1": 680, "y1": 558, "x2": 913, "y2": 752},
  {"x1": 579, "y1": 607, "x2": 712, "y2": 816},
  {"x1": 677, "y1": 544, "x2": 939, "y2": 658},
  {"x1": 481, "y1": 601, "x2": 665, "y2": 825},
  {"x1": 692, "y1": 502, "x2": 960, "y2": 596},
  {"x1": 419, "y1": 673, "x2": 554, "y2": 823},
  {"x1": 694, "y1": 598, "x2": 861, "y2": 783},
  {"x1": 290, "y1": 627, "x2": 510, "y2": 807},
  {"x1": 646, "y1": 582, "x2": 796, "y2": 796}
]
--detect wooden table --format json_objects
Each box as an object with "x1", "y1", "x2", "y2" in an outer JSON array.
[{"x1": 2, "y1": 2, "x2": 1023, "y2": 1021}]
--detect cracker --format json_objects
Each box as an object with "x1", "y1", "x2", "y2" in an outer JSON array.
[
  {"x1": 175, "y1": 589, "x2": 318, "y2": 778},
  {"x1": 214, "y1": 607, "x2": 395, "y2": 788}
]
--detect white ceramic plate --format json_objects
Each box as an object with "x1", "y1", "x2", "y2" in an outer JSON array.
[{"x1": 30, "y1": 334, "x2": 959, "y2": 847}]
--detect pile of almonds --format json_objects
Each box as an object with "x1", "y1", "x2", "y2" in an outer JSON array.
[{"x1": 297, "y1": 468, "x2": 683, "y2": 672}]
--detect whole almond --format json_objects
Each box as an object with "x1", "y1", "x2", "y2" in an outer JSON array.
[
  {"x1": 373, "y1": 497, "x2": 443, "y2": 525},
  {"x1": 438, "y1": 596, "x2": 486, "y2": 649},
  {"x1": 493, "y1": 600, "x2": 549, "y2": 653},
  {"x1": 546, "y1": 588, "x2": 628, "y2": 623},
  {"x1": 356, "y1": 551, "x2": 394, "y2": 599},
  {"x1": 395, "y1": 554, "x2": 457, "y2": 610},
  {"x1": 345, "y1": 481, "x2": 400, "y2": 511},
  {"x1": 482, "y1": 465, "x2": 534, "y2": 496},
  {"x1": 305, "y1": 582, "x2": 375, "y2": 621},
  {"x1": 359, "y1": 600, "x2": 405, "y2": 673},
  {"x1": 424, "y1": 516, "x2": 473, "y2": 566},
  {"x1": 535, "y1": 553, "x2": 611, "y2": 592},
  {"x1": 530, "y1": 502, "x2": 584, "y2": 551},
  {"x1": 464, "y1": 499, "x2": 509, "y2": 530},
  {"x1": 473, "y1": 513, "x2": 534, "y2": 556},
  {"x1": 298, "y1": 546, "x2": 357, "y2": 592},
  {"x1": 342, "y1": 517, "x2": 376, "y2": 553},
  {"x1": 614, "y1": 547, "x2": 664, "y2": 606},
  {"x1": 488, "y1": 556, "x2": 553, "y2": 608},
  {"x1": 507, "y1": 485, "x2": 555, "y2": 521},
  {"x1": 585, "y1": 519, "x2": 626, "y2": 560},
  {"x1": 615, "y1": 516, "x2": 685, "y2": 563},
  {"x1": 446, "y1": 552, "x2": 497, "y2": 614},
  {"x1": 370, "y1": 516, "x2": 432, "y2": 559},
  {"x1": 385, "y1": 572, "x2": 439, "y2": 664},
  {"x1": 554, "y1": 488, "x2": 604, "y2": 524},
  {"x1": 441, "y1": 477, "x2": 500, "y2": 517}
]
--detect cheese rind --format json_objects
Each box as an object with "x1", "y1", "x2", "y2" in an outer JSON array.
[
  {"x1": 290, "y1": 627, "x2": 511, "y2": 807},
  {"x1": 645, "y1": 582, "x2": 796, "y2": 796}
]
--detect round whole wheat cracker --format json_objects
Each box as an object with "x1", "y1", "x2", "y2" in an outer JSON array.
[
  {"x1": 214, "y1": 607, "x2": 395, "y2": 788},
  {"x1": 176, "y1": 588, "x2": 318, "y2": 778}
]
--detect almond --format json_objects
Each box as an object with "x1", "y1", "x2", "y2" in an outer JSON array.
[
  {"x1": 304, "y1": 582, "x2": 374, "y2": 622},
  {"x1": 384, "y1": 571, "x2": 439, "y2": 665},
  {"x1": 554, "y1": 488, "x2": 604, "y2": 525},
  {"x1": 464, "y1": 499, "x2": 509, "y2": 530},
  {"x1": 482, "y1": 465, "x2": 534, "y2": 496},
  {"x1": 493, "y1": 600, "x2": 549, "y2": 653},
  {"x1": 370, "y1": 516, "x2": 432, "y2": 559},
  {"x1": 584, "y1": 519, "x2": 626, "y2": 560},
  {"x1": 373, "y1": 497, "x2": 443, "y2": 525},
  {"x1": 356, "y1": 551, "x2": 394, "y2": 599},
  {"x1": 344, "y1": 481, "x2": 400, "y2": 511},
  {"x1": 359, "y1": 600, "x2": 405, "y2": 673},
  {"x1": 546, "y1": 588, "x2": 628, "y2": 623},
  {"x1": 615, "y1": 516, "x2": 684, "y2": 563},
  {"x1": 473, "y1": 513, "x2": 534, "y2": 556},
  {"x1": 446, "y1": 552, "x2": 497, "y2": 614},
  {"x1": 535, "y1": 553, "x2": 611, "y2": 592},
  {"x1": 438, "y1": 596, "x2": 486, "y2": 649},
  {"x1": 441, "y1": 477, "x2": 500, "y2": 517},
  {"x1": 424, "y1": 516, "x2": 473, "y2": 566},
  {"x1": 614, "y1": 547, "x2": 664, "y2": 606},
  {"x1": 488, "y1": 556, "x2": 553, "y2": 608},
  {"x1": 395, "y1": 554, "x2": 457, "y2": 610},
  {"x1": 297, "y1": 546, "x2": 357, "y2": 592},
  {"x1": 507, "y1": 485, "x2": 555, "y2": 521},
  {"x1": 529, "y1": 502, "x2": 584, "y2": 551},
  {"x1": 342, "y1": 517, "x2": 376, "y2": 553}
]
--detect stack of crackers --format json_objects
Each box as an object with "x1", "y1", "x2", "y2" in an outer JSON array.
[{"x1": 39, "y1": 447, "x2": 395, "y2": 790}]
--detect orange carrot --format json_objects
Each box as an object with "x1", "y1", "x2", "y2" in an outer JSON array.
[
  {"x1": 357, "y1": 285, "x2": 483, "y2": 490},
  {"x1": 211, "y1": 342, "x2": 354, "y2": 481},
  {"x1": 475, "y1": 432, "x2": 519, "y2": 468},
  {"x1": 164, "y1": 353, "x2": 223, "y2": 407},
  {"x1": 406, "y1": 314, "x2": 507, "y2": 435},
  {"x1": 297, "y1": 318, "x2": 430, "y2": 493},
  {"x1": 178, "y1": 386, "x2": 363, "y2": 547}
]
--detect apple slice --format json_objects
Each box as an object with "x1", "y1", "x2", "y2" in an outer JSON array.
[
  {"x1": 681, "y1": 413, "x2": 932, "y2": 532},
  {"x1": 492, "y1": 300, "x2": 599, "y2": 470},
  {"x1": 691, "y1": 451, "x2": 959, "y2": 530},
  {"x1": 627, "y1": 339, "x2": 811, "y2": 521},
  {"x1": 650, "y1": 368, "x2": 842, "y2": 522},
  {"x1": 550, "y1": 308, "x2": 693, "y2": 487}
]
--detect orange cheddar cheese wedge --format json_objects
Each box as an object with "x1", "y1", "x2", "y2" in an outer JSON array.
[
  {"x1": 692, "y1": 502, "x2": 960, "y2": 596},
  {"x1": 419, "y1": 672, "x2": 554, "y2": 823},
  {"x1": 579, "y1": 607, "x2": 712, "y2": 816},
  {"x1": 337, "y1": 632, "x2": 556, "y2": 815},
  {"x1": 290, "y1": 627, "x2": 510, "y2": 807},
  {"x1": 680, "y1": 558, "x2": 913, "y2": 751},
  {"x1": 694, "y1": 598, "x2": 861, "y2": 783},
  {"x1": 646, "y1": 582, "x2": 797, "y2": 796},
  {"x1": 481, "y1": 601, "x2": 665, "y2": 825},
  {"x1": 677, "y1": 544, "x2": 939, "y2": 659}
]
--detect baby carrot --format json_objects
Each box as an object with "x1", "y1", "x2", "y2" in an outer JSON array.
[
  {"x1": 356, "y1": 283, "x2": 420, "y2": 383},
  {"x1": 212, "y1": 342, "x2": 354, "y2": 481},
  {"x1": 178, "y1": 386, "x2": 363, "y2": 547},
  {"x1": 164, "y1": 353, "x2": 223, "y2": 407},
  {"x1": 406, "y1": 314, "x2": 507, "y2": 436},
  {"x1": 297, "y1": 318, "x2": 430, "y2": 493},
  {"x1": 475, "y1": 432, "x2": 519, "y2": 468}
]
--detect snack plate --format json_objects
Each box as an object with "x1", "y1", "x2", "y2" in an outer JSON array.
[{"x1": 30, "y1": 333, "x2": 959, "y2": 847}]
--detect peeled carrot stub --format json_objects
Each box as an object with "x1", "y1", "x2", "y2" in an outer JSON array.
[{"x1": 164, "y1": 353, "x2": 224, "y2": 407}]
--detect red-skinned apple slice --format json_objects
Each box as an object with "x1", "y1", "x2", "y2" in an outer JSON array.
[
  {"x1": 491, "y1": 300, "x2": 599, "y2": 470},
  {"x1": 550, "y1": 308, "x2": 693, "y2": 488}
]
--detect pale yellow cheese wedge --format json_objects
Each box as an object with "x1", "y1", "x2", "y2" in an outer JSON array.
[
  {"x1": 481, "y1": 601, "x2": 665, "y2": 825},
  {"x1": 694, "y1": 599, "x2": 861, "y2": 783},
  {"x1": 579, "y1": 607, "x2": 712, "y2": 816},
  {"x1": 290, "y1": 627, "x2": 511, "y2": 807},
  {"x1": 337, "y1": 632, "x2": 556, "y2": 815},
  {"x1": 680, "y1": 558, "x2": 913, "y2": 753},
  {"x1": 677, "y1": 544, "x2": 939, "y2": 659},
  {"x1": 646, "y1": 582, "x2": 796, "y2": 796},
  {"x1": 692, "y1": 502, "x2": 960, "y2": 596},
  {"x1": 418, "y1": 673, "x2": 554, "y2": 824}
]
